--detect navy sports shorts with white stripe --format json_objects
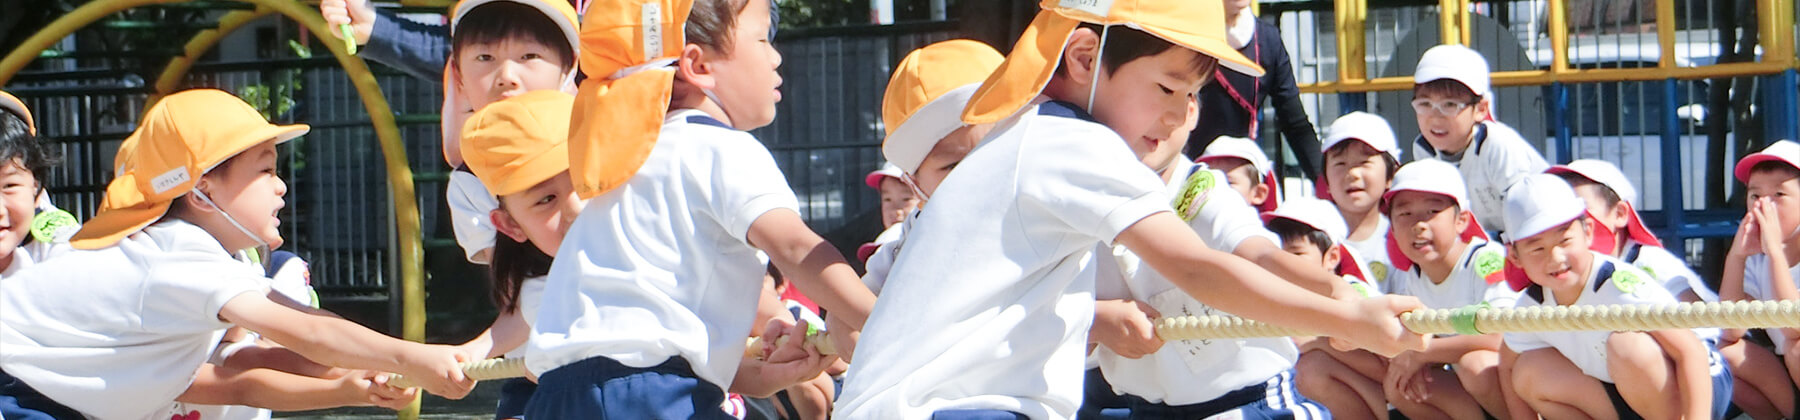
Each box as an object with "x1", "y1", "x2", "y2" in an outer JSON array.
[{"x1": 1125, "y1": 369, "x2": 1330, "y2": 419}]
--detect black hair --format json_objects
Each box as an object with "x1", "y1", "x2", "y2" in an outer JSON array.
[
  {"x1": 487, "y1": 228, "x2": 553, "y2": 314},
  {"x1": 1750, "y1": 161, "x2": 1800, "y2": 182},
  {"x1": 687, "y1": 0, "x2": 752, "y2": 56},
  {"x1": 766, "y1": 263, "x2": 785, "y2": 288},
  {"x1": 0, "y1": 110, "x2": 58, "y2": 190},
  {"x1": 1324, "y1": 140, "x2": 1400, "y2": 182},
  {"x1": 452, "y1": 2, "x2": 576, "y2": 71},
  {"x1": 1412, "y1": 79, "x2": 1480, "y2": 103},
  {"x1": 1266, "y1": 218, "x2": 1333, "y2": 255},
  {"x1": 1552, "y1": 172, "x2": 1623, "y2": 208},
  {"x1": 1066, "y1": 23, "x2": 1217, "y2": 80}
]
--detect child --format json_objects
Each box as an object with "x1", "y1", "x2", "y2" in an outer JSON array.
[
  {"x1": 1277, "y1": 197, "x2": 1393, "y2": 420},
  {"x1": 837, "y1": 0, "x2": 1427, "y2": 417},
  {"x1": 441, "y1": 0, "x2": 580, "y2": 265},
  {"x1": 0, "y1": 89, "x2": 474, "y2": 419},
  {"x1": 857, "y1": 163, "x2": 914, "y2": 261},
  {"x1": 0, "y1": 90, "x2": 77, "y2": 277},
  {"x1": 1198, "y1": 135, "x2": 1279, "y2": 212},
  {"x1": 1503, "y1": 173, "x2": 1730, "y2": 419},
  {"x1": 523, "y1": 0, "x2": 877, "y2": 416},
  {"x1": 1408, "y1": 44, "x2": 1548, "y2": 232},
  {"x1": 1723, "y1": 139, "x2": 1800, "y2": 419},
  {"x1": 1320, "y1": 111, "x2": 1402, "y2": 293},
  {"x1": 1547, "y1": 159, "x2": 1714, "y2": 302},
  {"x1": 1381, "y1": 159, "x2": 1518, "y2": 419}
]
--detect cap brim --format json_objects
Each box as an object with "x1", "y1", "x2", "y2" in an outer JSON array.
[
  {"x1": 570, "y1": 68, "x2": 674, "y2": 199},
  {"x1": 885, "y1": 84, "x2": 980, "y2": 175},
  {"x1": 1136, "y1": 25, "x2": 1263, "y2": 78},
  {"x1": 962, "y1": 11, "x2": 1080, "y2": 125},
  {"x1": 1736, "y1": 154, "x2": 1792, "y2": 183},
  {"x1": 0, "y1": 92, "x2": 33, "y2": 136},
  {"x1": 69, "y1": 198, "x2": 170, "y2": 250},
  {"x1": 452, "y1": 0, "x2": 581, "y2": 60}
]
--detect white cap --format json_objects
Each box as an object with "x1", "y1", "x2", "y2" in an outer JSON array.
[
  {"x1": 865, "y1": 162, "x2": 907, "y2": 189},
  {"x1": 1199, "y1": 136, "x2": 1272, "y2": 177},
  {"x1": 1503, "y1": 174, "x2": 1587, "y2": 242},
  {"x1": 1321, "y1": 111, "x2": 1400, "y2": 161},
  {"x1": 1381, "y1": 159, "x2": 1469, "y2": 213},
  {"x1": 1261, "y1": 198, "x2": 1348, "y2": 244},
  {"x1": 1414, "y1": 44, "x2": 1491, "y2": 98},
  {"x1": 883, "y1": 84, "x2": 981, "y2": 176},
  {"x1": 1548, "y1": 159, "x2": 1638, "y2": 207},
  {"x1": 1735, "y1": 140, "x2": 1800, "y2": 183}
]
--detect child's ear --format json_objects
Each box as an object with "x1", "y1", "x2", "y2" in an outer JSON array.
[
  {"x1": 1454, "y1": 208, "x2": 1471, "y2": 232},
  {"x1": 1061, "y1": 27, "x2": 1101, "y2": 88},
  {"x1": 1474, "y1": 97, "x2": 1492, "y2": 119},
  {"x1": 1322, "y1": 245, "x2": 1342, "y2": 269},
  {"x1": 676, "y1": 44, "x2": 717, "y2": 91},
  {"x1": 489, "y1": 209, "x2": 529, "y2": 243},
  {"x1": 1251, "y1": 183, "x2": 1270, "y2": 205}
]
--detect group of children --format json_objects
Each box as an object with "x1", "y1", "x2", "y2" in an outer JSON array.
[{"x1": 3, "y1": 0, "x2": 1800, "y2": 419}]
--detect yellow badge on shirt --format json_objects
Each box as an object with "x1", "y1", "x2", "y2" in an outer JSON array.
[
  {"x1": 1474, "y1": 248, "x2": 1504, "y2": 284},
  {"x1": 1173, "y1": 169, "x2": 1216, "y2": 222},
  {"x1": 1611, "y1": 268, "x2": 1647, "y2": 295}
]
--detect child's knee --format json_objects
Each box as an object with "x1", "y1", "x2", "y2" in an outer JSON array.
[
  {"x1": 1451, "y1": 350, "x2": 1500, "y2": 394},
  {"x1": 1511, "y1": 351, "x2": 1571, "y2": 399},
  {"x1": 1606, "y1": 332, "x2": 1669, "y2": 376}
]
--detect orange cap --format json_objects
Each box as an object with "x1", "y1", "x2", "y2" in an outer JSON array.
[
  {"x1": 568, "y1": 0, "x2": 692, "y2": 199},
  {"x1": 0, "y1": 91, "x2": 34, "y2": 136},
  {"x1": 880, "y1": 39, "x2": 1003, "y2": 175},
  {"x1": 962, "y1": 0, "x2": 1264, "y2": 124},
  {"x1": 461, "y1": 90, "x2": 574, "y2": 196},
  {"x1": 70, "y1": 89, "x2": 308, "y2": 250}
]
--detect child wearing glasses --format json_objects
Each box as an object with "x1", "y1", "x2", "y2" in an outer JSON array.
[{"x1": 1407, "y1": 44, "x2": 1548, "y2": 235}]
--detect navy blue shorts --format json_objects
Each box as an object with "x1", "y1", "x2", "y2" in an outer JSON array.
[
  {"x1": 1077, "y1": 367, "x2": 1131, "y2": 419},
  {"x1": 494, "y1": 377, "x2": 538, "y2": 420},
  {"x1": 523, "y1": 356, "x2": 735, "y2": 420},
  {"x1": 0, "y1": 369, "x2": 82, "y2": 420},
  {"x1": 1126, "y1": 370, "x2": 1330, "y2": 419}
]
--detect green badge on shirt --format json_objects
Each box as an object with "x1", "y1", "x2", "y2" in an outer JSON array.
[
  {"x1": 30, "y1": 208, "x2": 78, "y2": 244},
  {"x1": 1612, "y1": 269, "x2": 1647, "y2": 295},
  {"x1": 1474, "y1": 249, "x2": 1504, "y2": 280},
  {"x1": 1173, "y1": 169, "x2": 1216, "y2": 222}
]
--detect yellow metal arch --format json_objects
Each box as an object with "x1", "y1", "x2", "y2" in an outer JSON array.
[
  {"x1": 0, "y1": 6, "x2": 429, "y2": 418},
  {"x1": 150, "y1": 7, "x2": 276, "y2": 105}
]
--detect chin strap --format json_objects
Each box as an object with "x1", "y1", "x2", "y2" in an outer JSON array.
[{"x1": 193, "y1": 189, "x2": 269, "y2": 252}]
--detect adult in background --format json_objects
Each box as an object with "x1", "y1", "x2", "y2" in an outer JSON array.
[{"x1": 1185, "y1": 0, "x2": 1321, "y2": 179}]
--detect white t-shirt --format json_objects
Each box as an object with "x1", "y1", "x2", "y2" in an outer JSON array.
[
  {"x1": 1388, "y1": 238, "x2": 1519, "y2": 318},
  {"x1": 861, "y1": 211, "x2": 914, "y2": 295},
  {"x1": 836, "y1": 100, "x2": 1169, "y2": 420},
  {"x1": 447, "y1": 167, "x2": 499, "y2": 263},
  {"x1": 0, "y1": 220, "x2": 269, "y2": 420},
  {"x1": 1411, "y1": 121, "x2": 1550, "y2": 230},
  {"x1": 1093, "y1": 159, "x2": 1293, "y2": 406},
  {"x1": 1622, "y1": 241, "x2": 1714, "y2": 302},
  {"x1": 1504, "y1": 253, "x2": 1679, "y2": 382},
  {"x1": 527, "y1": 110, "x2": 801, "y2": 388},
  {"x1": 1344, "y1": 217, "x2": 1393, "y2": 293},
  {"x1": 1741, "y1": 253, "x2": 1799, "y2": 354},
  {"x1": 0, "y1": 206, "x2": 77, "y2": 279},
  {"x1": 503, "y1": 276, "x2": 548, "y2": 360}
]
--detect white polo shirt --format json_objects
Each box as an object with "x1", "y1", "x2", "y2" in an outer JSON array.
[
  {"x1": 1388, "y1": 238, "x2": 1520, "y2": 319},
  {"x1": 0, "y1": 220, "x2": 269, "y2": 420},
  {"x1": 1412, "y1": 121, "x2": 1550, "y2": 230},
  {"x1": 861, "y1": 210, "x2": 915, "y2": 295},
  {"x1": 835, "y1": 100, "x2": 1169, "y2": 420},
  {"x1": 1094, "y1": 159, "x2": 1293, "y2": 406},
  {"x1": 447, "y1": 167, "x2": 499, "y2": 263},
  {"x1": 1741, "y1": 253, "x2": 1800, "y2": 354},
  {"x1": 1344, "y1": 217, "x2": 1393, "y2": 293},
  {"x1": 1620, "y1": 241, "x2": 1714, "y2": 302},
  {"x1": 526, "y1": 110, "x2": 801, "y2": 388},
  {"x1": 1504, "y1": 253, "x2": 1679, "y2": 382}
]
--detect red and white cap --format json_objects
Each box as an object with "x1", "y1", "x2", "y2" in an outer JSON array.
[
  {"x1": 1546, "y1": 159, "x2": 1662, "y2": 248},
  {"x1": 1503, "y1": 174, "x2": 1587, "y2": 243},
  {"x1": 1382, "y1": 159, "x2": 1488, "y2": 272},
  {"x1": 1199, "y1": 136, "x2": 1279, "y2": 212},
  {"x1": 1735, "y1": 140, "x2": 1800, "y2": 183},
  {"x1": 1414, "y1": 44, "x2": 1491, "y2": 98},
  {"x1": 1321, "y1": 111, "x2": 1399, "y2": 161},
  {"x1": 865, "y1": 162, "x2": 907, "y2": 190},
  {"x1": 1262, "y1": 198, "x2": 1373, "y2": 284}
]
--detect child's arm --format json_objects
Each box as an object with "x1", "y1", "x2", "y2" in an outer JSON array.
[
  {"x1": 1754, "y1": 197, "x2": 1800, "y2": 302},
  {"x1": 734, "y1": 319, "x2": 837, "y2": 398},
  {"x1": 222, "y1": 343, "x2": 342, "y2": 379},
  {"x1": 1648, "y1": 328, "x2": 1713, "y2": 419},
  {"x1": 1407, "y1": 334, "x2": 1503, "y2": 365},
  {"x1": 219, "y1": 293, "x2": 474, "y2": 399},
  {"x1": 177, "y1": 363, "x2": 415, "y2": 411},
  {"x1": 458, "y1": 309, "x2": 530, "y2": 359},
  {"x1": 1727, "y1": 206, "x2": 1769, "y2": 341},
  {"x1": 1232, "y1": 237, "x2": 1351, "y2": 299},
  {"x1": 1090, "y1": 299, "x2": 1163, "y2": 359},
  {"x1": 747, "y1": 209, "x2": 878, "y2": 332},
  {"x1": 1116, "y1": 212, "x2": 1428, "y2": 356}
]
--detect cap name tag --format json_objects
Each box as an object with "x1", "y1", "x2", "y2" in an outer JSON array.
[
  {"x1": 151, "y1": 167, "x2": 191, "y2": 194},
  {"x1": 1058, "y1": 0, "x2": 1113, "y2": 17},
  {"x1": 642, "y1": 2, "x2": 663, "y2": 58}
]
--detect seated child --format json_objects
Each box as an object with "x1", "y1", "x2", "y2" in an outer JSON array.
[
  {"x1": 1503, "y1": 174, "x2": 1730, "y2": 419},
  {"x1": 1319, "y1": 111, "x2": 1402, "y2": 293},
  {"x1": 0, "y1": 89, "x2": 473, "y2": 420},
  {"x1": 0, "y1": 90, "x2": 76, "y2": 277},
  {"x1": 1275, "y1": 197, "x2": 1393, "y2": 420},
  {"x1": 1381, "y1": 159, "x2": 1519, "y2": 419},
  {"x1": 1264, "y1": 197, "x2": 1380, "y2": 297},
  {"x1": 1198, "y1": 135, "x2": 1279, "y2": 212},
  {"x1": 857, "y1": 163, "x2": 915, "y2": 261},
  {"x1": 1408, "y1": 44, "x2": 1548, "y2": 232},
  {"x1": 1548, "y1": 159, "x2": 1714, "y2": 302},
  {"x1": 1723, "y1": 139, "x2": 1800, "y2": 419}
]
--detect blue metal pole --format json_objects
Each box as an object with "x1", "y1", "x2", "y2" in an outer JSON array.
[
  {"x1": 1767, "y1": 70, "x2": 1800, "y2": 142},
  {"x1": 1550, "y1": 82, "x2": 1572, "y2": 163},
  {"x1": 1339, "y1": 92, "x2": 1367, "y2": 114},
  {"x1": 1661, "y1": 78, "x2": 1685, "y2": 257}
]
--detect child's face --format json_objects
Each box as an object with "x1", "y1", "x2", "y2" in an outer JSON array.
[
  {"x1": 912, "y1": 124, "x2": 985, "y2": 199},
  {"x1": 495, "y1": 172, "x2": 583, "y2": 257},
  {"x1": 1138, "y1": 97, "x2": 1199, "y2": 174},
  {"x1": 878, "y1": 177, "x2": 917, "y2": 228},
  {"x1": 1211, "y1": 158, "x2": 1265, "y2": 206},
  {"x1": 1508, "y1": 220, "x2": 1594, "y2": 292},
  {"x1": 1388, "y1": 191, "x2": 1467, "y2": 266},
  {"x1": 1412, "y1": 90, "x2": 1485, "y2": 155},
  {"x1": 1747, "y1": 170, "x2": 1800, "y2": 240},
  {"x1": 1569, "y1": 183, "x2": 1628, "y2": 233},
  {"x1": 1282, "y1": 235, "x2": 1329, "y2": 268},
  {"x1": 1324, "y1": 142, "x2": 1390, "y2": 214},
  {"x1": 703, "y1": 0, "x2": 784, "y2": 130},
  {"x1": 1092, "y1": 47, "x2": 1212, "y2": 165},
  {"x1": 201, "y1": 140, "x2": 287, "y2": 250},
  {"x1": 0, "y1": 159, "x2": 36, "y2": 267},
  {"x1": 454, "y1": 37, "x2": 569, "y2": 110}
]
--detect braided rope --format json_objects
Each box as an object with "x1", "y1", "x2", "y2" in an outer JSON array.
[{"x1": 383, "y1": 301, "x2": 1800, "y2": 386}]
